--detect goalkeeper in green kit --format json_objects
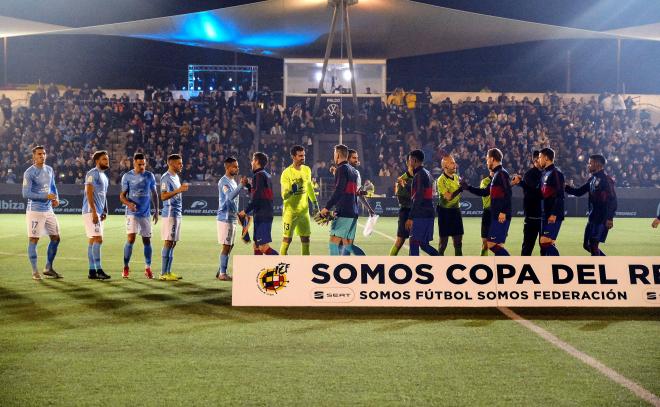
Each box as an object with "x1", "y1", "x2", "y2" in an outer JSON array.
[{"x1": 280, "y1": 145, "x2": 319, "y2": 255}]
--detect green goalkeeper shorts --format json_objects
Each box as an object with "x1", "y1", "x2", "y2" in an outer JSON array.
[{"x1": 282, "y1": 211, "x2": 312, "y2": 238}]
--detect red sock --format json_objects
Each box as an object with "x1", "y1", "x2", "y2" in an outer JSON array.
[{"x1": 253, "y1": 249, "x2": 262, "y2": 255}]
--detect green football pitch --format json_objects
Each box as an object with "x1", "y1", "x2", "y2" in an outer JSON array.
[{"x1": 0, "y1": 214, "x2": 658, "y2": 406}]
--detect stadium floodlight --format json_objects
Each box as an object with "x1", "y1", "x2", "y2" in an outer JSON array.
[
  {"x1": 315, "y1": 71, "x2": 323, "y2": 81},
  {"x1": 342, "y1": 69, "x2": 352, "y2": 81}
]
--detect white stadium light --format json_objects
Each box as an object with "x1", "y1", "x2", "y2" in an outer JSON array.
[{"x1": 343, "y1": 70, "x2": 352, "y2": 81}]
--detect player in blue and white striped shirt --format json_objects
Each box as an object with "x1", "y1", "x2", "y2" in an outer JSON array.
[
  {"x1": 83, "y1": 150, "x2": 111, "y2": 279},
  {"x1": 119, "y1": 152, "x2": 159, "y2": 279},
  {"x1": 216, "y1": 157, "x2": 243, "y2": 281},
  {"x1": 159, "y1": 154, "x2": 188, "y2": 281},
  {"x1": 22, "y1": 146, "x2": 62, "y2": 280}
]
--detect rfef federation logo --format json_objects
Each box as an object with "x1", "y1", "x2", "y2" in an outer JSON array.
[{"x1": 257, "y1": 263, "x2": 290, "y2": 295}]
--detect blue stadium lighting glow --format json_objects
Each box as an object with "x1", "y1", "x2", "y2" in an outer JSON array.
[
  {"x1": 135, "y1": 12, "x2": 236, "y2": 44},
  {"x1": 181, "y1": 13, "x2": 235, "y2": 42},
  {"x1": 237, "y1": 32, "x2": 317, "y2": 48}
]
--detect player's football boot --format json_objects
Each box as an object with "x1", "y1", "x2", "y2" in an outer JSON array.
[
  {"x1": 95, "y1": 269, "x2": 111, "y2": 280},
  {"x1": 216, "y1": 273, "x2": 232, "y2": 281},
  {"x1": 122, "y1": 266, "x2": 130, "y2": 279},
  {"x1": 32, "y1": 271, "x2": 43, "y2": 280},
  {"x1": 169, "y1": 272, "x2": 183, "y2": 280},
  {"x1": 144, "y1": 267, "x2": 154, "y2": 279},
  {"x1": 159, "y1": 273, "x2": 178, "y2": 281},
  {"x1": 43, "y1": 268, "x2": 62, "y2": 279}
]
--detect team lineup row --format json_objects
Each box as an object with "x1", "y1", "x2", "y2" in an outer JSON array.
[{"x1": 20, "y1": 143, "x2": 652, "y2": 282}]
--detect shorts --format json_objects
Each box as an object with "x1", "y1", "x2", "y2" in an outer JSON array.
[
  {"x1": 83, "y1": 212, "x2": 104, "y2": 238},
  {"x1": 330, "y1": 217, "x2": 358, "y2": 240},
  {"x1": 487, "y1": 218, "x2": 510, "y2": 244},
  {"x1": 26, "y1": 211, "x2": 60, "y2": 238},
  {"x1": 253, "y1": 220, "x2": 273, "y2": 245},
  {"x1": 481, "y1": 208, "x2": 491, "y2": 239},
  {"x1": 217, "y1": 220, "x2": 236, "y2": 246},
  {"x1": 410, "y1": 217, "x2": 434, "y2": 243},
  {"x1": 126, "y1": 215, "x2": 152, "y2": 237},
  {"x1": 541, "y1": 219, "x2": 563, "y2": 240},
  {"x1": 436, "y1": 206, "x2": 464, "y2": 237},
  {"x1": 161, "y1": 216, "x2": 182, "y2": 242},
  {"x1": 282, "y1": 211, "x2": 312, "y2": 238},
  {"x1": 584, "y1": 222, "x2": 609, "y2": 244},
  {"x1": 397, "y1": 208, "x2": 411, "y2": 238}
]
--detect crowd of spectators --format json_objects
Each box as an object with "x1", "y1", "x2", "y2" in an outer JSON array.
[
  {"x1": 1, "y1": 84, "x2": 658, "y2": 192},
  {"x1": 364, "y1": 90, "x2": 658, "y2": 188}
]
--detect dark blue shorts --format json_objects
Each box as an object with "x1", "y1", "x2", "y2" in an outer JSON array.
[
  {"x1": 541, "y1": 219, "x2": 562, "y2": 240},
  {"x1": 481, "y1": 209, "x2": 492, "y2": 239},
  {"x1": 584, "y1": 222, "x2": 608, "y2": 244},
  {"x1": 410, "y1": 217, "x2": 434, "y2": 243},
  {"x1": 436, "y1": 206, "x2": 464, "y2": 237},
  {"x1": 487, "y1": 218, "x2": 510, "y2": 244},
  {"x1": 253, "y1": 221, "x2": 273, "y2": 245},
  {"x1": 397, "y1": 208, "x2": 411, "y2": 238}
]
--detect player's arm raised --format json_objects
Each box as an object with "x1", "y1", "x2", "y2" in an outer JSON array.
[
  {"x1": 161, "y1": 180, "x2": 188, "y2": 201},
  {"x1": 321, "y1": 166, "x2": 345, "y2": 216},
  {"x1": 240, "y1": 172, "x2": 261, "y2": 217},
  {"x1": 463, "y1": 179, "x2": 490, "y2": 197},
  {"x1": 565, "y1": 179, "x2": 589, "y2": 196}
]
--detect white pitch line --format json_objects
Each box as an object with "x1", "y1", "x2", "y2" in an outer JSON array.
[
  {"x1": 355, "y1": 224, "x2": 659, "y2": 406},
  {"x1": 499, "y1": 306, "x2": 660, "y2": 406}
]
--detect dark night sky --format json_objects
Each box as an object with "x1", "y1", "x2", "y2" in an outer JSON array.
[{"x1": 1, "y1": 0, "x2": 659, "y2": 93}]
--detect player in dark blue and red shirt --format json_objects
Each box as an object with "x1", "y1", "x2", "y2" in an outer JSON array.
[
  {"x1": 404, "y1": 150, "x2": 440, "y2": 256},
  {"x1": 462, "y1": 148, "x2": 512, "y2": 256},
  {"x1": 565, "y1": 154, "x2": 617, "y2": 256},
  {"x1": 239, "y1": 152, "x2": 278, "y2": 255},
  {"x1": 320, "y1": 144, "x2": 360, "y2": 255},
  {"x1": 538, "y1": 147, "x2": 565, "y2": 256}
]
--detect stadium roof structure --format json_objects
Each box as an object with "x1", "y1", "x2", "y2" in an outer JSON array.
[{"x1": 1, "y1": 0, "x2": 659, "y2": 59}]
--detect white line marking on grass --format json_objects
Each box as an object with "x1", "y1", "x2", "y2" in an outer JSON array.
[
  {"x1": 499, "y1": 306, "x2": 660, "y2": 406},
  {"x1": 353, "y1": 224, "x2": 659, "y2": 405}
]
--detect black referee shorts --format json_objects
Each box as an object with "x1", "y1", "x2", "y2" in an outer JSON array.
[
  {"x1": 481, "y1": 208, "x2": 492, "y2": 239},
  {"x1": 436, "y1": 206, "x2": 464, "y2": 237},
  {"x1": 397, "y1": 208, "x2": 411, "y2": 238}
]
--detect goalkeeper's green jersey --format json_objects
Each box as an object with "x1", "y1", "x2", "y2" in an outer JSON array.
[
  {"x1": 436, "y1": 172, "x2": 462, "y2": 208},
  {"x1": 281, "y1": 164, "x2": 317, "y2": 214},
  {"x1": 480, "y1": 176, "x2": 492, "y2": 209}
]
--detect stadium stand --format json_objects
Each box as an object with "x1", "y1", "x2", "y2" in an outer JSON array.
[{"x1": 1, "y1": 86, "x2": 658, "y2": 191}]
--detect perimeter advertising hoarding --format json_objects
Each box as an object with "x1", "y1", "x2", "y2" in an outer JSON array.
[{"x1": 232, "y1": 256, "x2": 660, "y2": 307}]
